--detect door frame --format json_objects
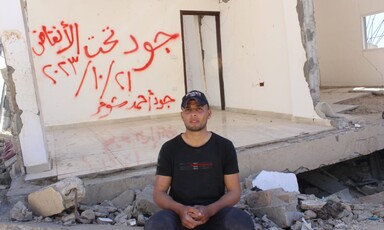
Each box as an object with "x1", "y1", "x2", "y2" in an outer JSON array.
[{"x1": 180, "y1": 11, "x2": 225, "y2": 110}]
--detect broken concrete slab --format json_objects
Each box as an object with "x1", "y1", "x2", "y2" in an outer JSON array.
[
  {"x1": 359, "y1": 191, "x2": 384, "y2": 204},
  {"x1": 28, "y1": 177, "x2": 85, "y2": 217},
  {"x1": 9, "y1": 201, "x2": 32, "y2": 221},
  {"x1": 245, "y1": 188, "x2": 301, "y2": 228},
  {"x1": 251, "y1": 170, "x2": 299, "y2": 193},
  {"x1": 111, "y1": 189, "x2": 135, "y2": 209},
  {"x1": 134, "y1": 185, "x2": 160, "y2": 216}
]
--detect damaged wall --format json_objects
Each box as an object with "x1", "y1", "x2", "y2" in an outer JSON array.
[
  {"x1": 315, "y1": 0, "x2": 384, "y2": 87},
  {"x1": 25, "y1": 0, "x2": 219, "y2": 126},
  {"x1": 219, "y1": 0, "x2": 319, "y2": 120},
  {"x1": 0, "y1": 0, "x2": 49, "y2": 173},
  {"x1": 25, "y1": 0, "x2": 320, "y2": 127},
  {"x1": 1, "y1": 0, "x2": 326, "y2": 174}
]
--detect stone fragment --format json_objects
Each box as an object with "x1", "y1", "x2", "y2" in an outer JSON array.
[
  {"x1": 134, "y1": 185, "x2": 160, "y2": 216},
  {"x1": 96, "y1": 217, "x2": 114, "y2": 224},
  {"x1": 79, "y1": 209, "x2": 95, "y2": 224},
  {"x1": 245, "y1": 188, "x2": 298, "y2": 208},
  {"x1": 304, "y1": 209, "x2": 317, "y2": 219},
  {"x1": 114, "y1": 212, "x2": 128, "y2": 225},
  {"x1": 10, "y1": 201, "x2": 33, "y2": 221},
  {"x1": 127, "y1": 218, "x2": 137, "y2": 226},
  {"x1": 123, "y1": 205, "x2": 133, "y2": 219},
  {"x1": 61, "y1": 213, "x2": 76, "y2": 224},
  {"x1": 341, "y1": 213, "x2": 354, "y2": 224},
  {"x1": 300, "y1": 199, "x2": 326, "y2": 211},
  {"x1": 137, "y1": 213, "x2": 147, "y2": 226},
  {"x1": 316, "y1": 200, "x2": 344, "y2": 220},
  {"x1": 28, "y1": 177, "x2": 85, "y2": 217},
  {"x1": 111, "y1": 189, "x2": 135, "y2": 209},
  {"x1": 246, "y1": 188, "x2": 301, "y2": 228},
  {"x1": 372, "y1": 208, "x2": 384, "y2": 218}
]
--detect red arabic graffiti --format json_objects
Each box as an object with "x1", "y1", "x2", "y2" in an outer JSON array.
[
  {"x1": 31, "y1": 21, "x2": 180, "y2": 119},
  {"x1": 93, "y1": 89, "x2": 176, "y2": 119},
  {"x1": 103, "y1": 125, "x2": 177, "y2": 150}
]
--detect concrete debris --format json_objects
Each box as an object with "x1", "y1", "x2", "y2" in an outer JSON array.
[
  {"x1": 28, "y1": 177, "x2": 85, "y2": 217},
  {"x1": 250, "y1": 170, "x2": 299, "y2": 193},
  {"x1": 96, "y1": 217, "x2": 113, "y2": 224},
  {"x1": 315, "y1": 102, "x2": 340, "y2": 119},
  {"x1": 3, "y1": 168, "x2": 384, "y2": 229},
  {"x1": 133, "y1": 185, "x2": 160, "y2": 216},
  {"x1": 0, "y1": 138, "x2": 15, "y2": 190},
  {"x1": 245, "y1": 188, "x2": 301, "y2": 228},
  {"x1": 9, "y1": 201, "x2": 32, "y2": 222},
  {"x1": 111, "y1": 189, "x2": 135, "y2": 209}
]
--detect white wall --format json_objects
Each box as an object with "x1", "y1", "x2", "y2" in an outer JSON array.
[
  {"x1": 27, "y1": 0, "x2": 318, "y2": 127},
  {"x1": 220, "y1": 0, "x2": 317, "y2": 119},
  {"x1": 1, "y1": 0, "x2": 321, "y2": 174},
  {"x1": 26, "y1": 0, "x2": 218, "y2": 126},
  {"x1": 315, "y1": 0, "x2": 384, "y2": 87},
  {"x1": 0, "y1": 0, "x2": 49, "y2": 172}
]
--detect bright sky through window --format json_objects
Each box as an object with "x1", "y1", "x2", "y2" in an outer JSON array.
[{"x1": 364, "y1": 12, "x2": 384, "y2": 49}]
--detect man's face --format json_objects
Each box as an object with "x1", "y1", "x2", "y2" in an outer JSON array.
[{"x1": 181, "y1": 100, "x2": 211, "y2": 132}]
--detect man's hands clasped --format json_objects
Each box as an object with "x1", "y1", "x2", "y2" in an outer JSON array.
[{"x1": 178, "y1": 205, "x2": 213, "y2": 229}]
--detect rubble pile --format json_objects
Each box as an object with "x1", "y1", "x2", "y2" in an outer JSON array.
[
  {"x1": 0, "y1": 138, "x2": 15, "y2": 190},
  {"x1": 6, "y1": 170, "x2": 384, "y2": 230}
]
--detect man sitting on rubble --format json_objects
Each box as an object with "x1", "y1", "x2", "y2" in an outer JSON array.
[{"x1": 144, "y1": 90, "x2": 254, "y2": 230}]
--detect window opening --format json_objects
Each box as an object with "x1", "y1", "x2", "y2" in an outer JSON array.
[{"x1": 363, "y1": 12, "x2": 384, "y2": 49}]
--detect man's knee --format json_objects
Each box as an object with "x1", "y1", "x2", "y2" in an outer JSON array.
[
  {"x1": 219, "y1": 207, "x2": 254, "y2": 229},
  {"x1": 144, "y1": 209, "x2": 182, "y2": 230}
]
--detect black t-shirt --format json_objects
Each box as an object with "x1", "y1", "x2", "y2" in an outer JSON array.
[{"x1": 156, "y1": 132, "x2": 239, "y2": 206}]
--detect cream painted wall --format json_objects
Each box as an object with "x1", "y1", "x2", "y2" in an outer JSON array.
[
  {"x1": 26, "y1": 0, "x2": 219, "y2": 126},
  {"x1": 1, "y1": 0, "x2": 322, "y2": 174},
  {"x1": 27, "y1": 0, "x2": 318, "y2": 127},
  {"x1": 315, "y1": 0, "x2": 384, "y2": 87},
  {"x1": 220, "y1": 0, "x2": 317, "y2": 119}
]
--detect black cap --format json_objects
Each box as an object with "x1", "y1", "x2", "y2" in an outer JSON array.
[{"x1": 181, "y1": 90, "x2": 209, "y2": 108}]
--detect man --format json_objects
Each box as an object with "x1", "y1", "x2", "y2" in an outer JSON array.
[{"x1": 145, "y1": 90, "x2": 254, "y2": 230}]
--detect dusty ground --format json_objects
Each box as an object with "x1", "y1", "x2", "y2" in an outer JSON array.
[
  {"x1": 341, "y1": 93, "x2": 384, "y2": 115},
  {"x1": 351, "y1": 220, "x2": 384, "y2": 230}
]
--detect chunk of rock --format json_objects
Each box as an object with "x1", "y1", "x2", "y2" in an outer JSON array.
[
  {"x1": 111, "y1": 189, "x2": 135, "y2": 209},
  {"x1": 10, "y1": 201, "x2": 33, "y2": 221},
  {"x1": 245, "y1": 188, "x2": 302, "y2": 228},
  {"x1": 134, "y1": 185, "x2": 160, "y2": 216},
  {"x1": 28, "y1": 177, "x2": 85, "y2": 217}
]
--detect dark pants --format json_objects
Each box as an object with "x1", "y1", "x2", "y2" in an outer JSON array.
[{"x1": 144, "y1": 207, "x2": 254, "y2": 230}]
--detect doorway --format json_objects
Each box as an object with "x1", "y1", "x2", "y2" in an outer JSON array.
[{"x1": 180, "y1": 11, "x2": 225, "y2": 110}]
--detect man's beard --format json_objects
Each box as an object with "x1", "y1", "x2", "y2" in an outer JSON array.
[{"x1": 185, "y1": 122, "x2": 207, "y2": 132}]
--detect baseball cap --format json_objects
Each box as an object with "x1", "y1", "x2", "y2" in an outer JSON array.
[{"x1": 181, "y1": 90, "x2": 209, "y2": 108}]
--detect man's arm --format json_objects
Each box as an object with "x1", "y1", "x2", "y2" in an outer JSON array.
[
  {"x1": 153, "y1": 175, "x2": 202, "y2": 229},
  {"x1": 194, "y1": 173, "x2": 241, "y2": 223}
]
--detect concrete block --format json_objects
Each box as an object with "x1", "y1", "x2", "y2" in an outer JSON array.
[
  {"x1": 246, "y1": 188, "x2": 300, "y2": 228},
  {"x1": 245, "y1": 188, "x2": 298, "y2": 208},
  {"x1": 28, "y1": 177, "x2": 85, "y2": 217},
  {"x1": 250, "y1": 205, "x2": 303, "y2": 228},
  {"x1": 134, "y1": 185, "x2": 160, "y2": 216},
  {"x1": 111, "y1": 189, "x2": 136, "y2": 209},
  {"x1": 252, "y1": 170, "x2": 299, "y2": 193}
]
